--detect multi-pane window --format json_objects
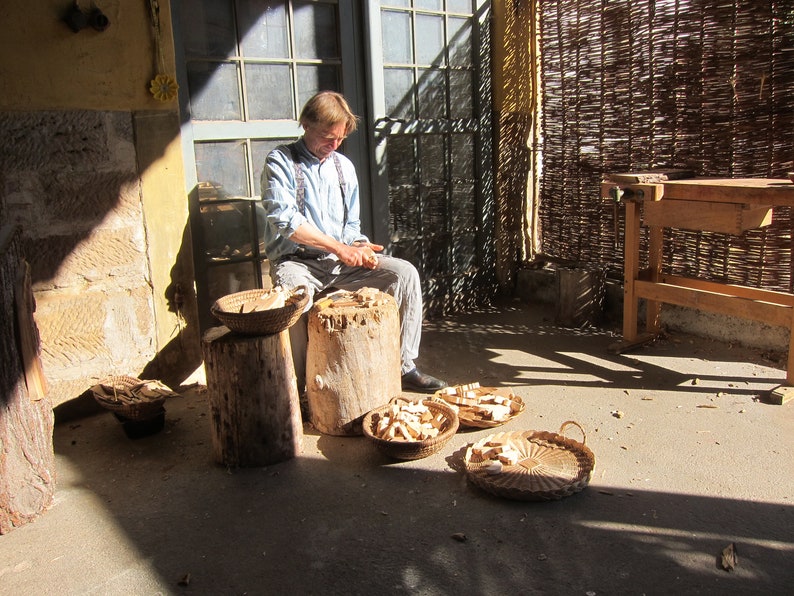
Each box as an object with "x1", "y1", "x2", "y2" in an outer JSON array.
[{"x1": 180, "y1": 0, "x2": 343, "y2": 309}]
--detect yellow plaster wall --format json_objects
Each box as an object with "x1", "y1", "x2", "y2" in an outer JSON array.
[
  {"x1": 0, "y1": 0, "x2": 176, "y2": 111},
  {"x1": 0, "y1": 0, "x2": 200, "y2": 385}
]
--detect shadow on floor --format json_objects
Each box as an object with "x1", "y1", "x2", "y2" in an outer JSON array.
[{"x1": 4, "y1": 302, "x2": 793, "y2": 595}]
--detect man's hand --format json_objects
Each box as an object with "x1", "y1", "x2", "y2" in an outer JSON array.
[
  {"x1": 290, "y1": 224, "x2": 383, "y2": 269},
  {"x1": 338, "y1": 241, "x2": 384, "y2": 269}
]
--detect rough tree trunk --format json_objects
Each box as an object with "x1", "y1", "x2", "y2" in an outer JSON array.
[
  {"x1": 306, "y1": 293, "x2": 401, "y2": 436},
  {"x1": 0, "y1": 224, "x2": 55, "y2": 534},
  {"x1": 201, "y1": 327, "x2": 303, "y2": 467}
]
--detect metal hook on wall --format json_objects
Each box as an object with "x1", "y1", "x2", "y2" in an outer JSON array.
[{"x1": 62, "y1": 1, "x2": 110, "y2": 33}]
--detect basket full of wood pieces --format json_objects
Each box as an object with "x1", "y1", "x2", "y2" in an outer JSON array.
[
  {"x1": 90, "y1": 376, "x2": 178, "y2": 421},
  {"x1": 211, "y1": 285, "x2": 308, "y2": 335},
  {"x1": 463, "y1": 421, "x2": 595, "y2": 501},
  {"x1": 362, "y1": 397, "x2": 459, "y2": 460},
  {"x1": 435, "y1": 382, "x2": 525, "y2": 428}
]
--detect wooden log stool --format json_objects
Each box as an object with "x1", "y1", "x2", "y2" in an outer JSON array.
[
  {"x1": 201, "y1": 326, "x2": 303, "y2": 467},
  {"x1": 306, "y1": 289, "x2": 402, "y2": 436}
]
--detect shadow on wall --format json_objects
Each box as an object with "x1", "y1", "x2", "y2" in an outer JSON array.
[
  {"x1": 140, "y1": 220, "x2": 202, "y2": 389},
  {"x1": 0, "y1": 109, "x2": 201, "y2": 411}
]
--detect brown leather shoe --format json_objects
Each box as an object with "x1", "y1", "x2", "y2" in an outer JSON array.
[{"x1": 401, "y1": 368, "x2": 447, "y2": 393}]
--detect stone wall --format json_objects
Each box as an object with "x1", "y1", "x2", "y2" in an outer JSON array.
[{"x1": 0, "y1": 110, "x2": 157, "y2": 405}]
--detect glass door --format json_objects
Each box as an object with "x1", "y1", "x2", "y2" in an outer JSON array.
[
  {"x1": 366, "y1": 0, "x2": 493, "y2": 316},
  {"x1": 174, "y1": 0, "x2": 492, "y2": 328},
  {"x1": 174, "y1": 0, "x2": 366, "y2": 328}
]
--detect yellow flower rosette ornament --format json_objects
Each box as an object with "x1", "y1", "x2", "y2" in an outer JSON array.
[{"x1": 149, "y1": 74, "x2": 178, "y2": 102}]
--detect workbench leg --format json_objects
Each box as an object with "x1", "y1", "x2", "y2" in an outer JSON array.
[
  {"x1": 646, "y1": 225, "x2": 663, "y2": 334},
  {"x1": 786, "y1": 308, "x2": 794, "y2": 386},
  {"x1": 622, "y1": 200, "x2": 641, "y2": 342},
  {"x1": 767, "y1": 308, "x2": 794, "y2": 404}
]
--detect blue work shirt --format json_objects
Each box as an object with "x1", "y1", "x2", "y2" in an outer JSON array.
[{"x1": 260, "y1": 138, "x2": 368, "y2": 262}]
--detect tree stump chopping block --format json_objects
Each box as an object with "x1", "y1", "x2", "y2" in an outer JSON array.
[
  {"x1": 201, "y1": 326, "x2": 303, "y2": 467},
  {"x1": 306, "y1": 291, "x2": 402, "y2": 436}
]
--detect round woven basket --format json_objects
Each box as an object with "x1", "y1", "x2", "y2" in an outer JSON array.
[
  {"x1": 362, "y1": 397, "x2": 459, "y2": 460},
  {"x1": 435, "y1": 386, "x2": 525, "y2": 429},
  {"x1": 91, "y1": 375, "x2": 166, "y2": 421},
  {"x1": 464, "y1": 421, "x2": 595, "y2": 501},
  {"x1": 211, "y1": 286, "x2": 309, "y2": 336}
]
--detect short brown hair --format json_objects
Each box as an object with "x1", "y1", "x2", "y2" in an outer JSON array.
[{"x1": 299, "y1": 91, "x2": 359, "y2": 135}]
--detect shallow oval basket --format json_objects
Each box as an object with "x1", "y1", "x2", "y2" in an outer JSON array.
[
  {"x1": 464, "y1": 421, "x2": 595, "y2": 501},
  {"x1": 211, "y1": 286, "x2": 309, "y2": 336},
  {"x1": 435, "y1": 386, "x2": 525, "y2": 429}
]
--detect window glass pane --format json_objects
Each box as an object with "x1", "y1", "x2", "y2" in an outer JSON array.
[
  {"x1": 452, "y1": 231, "x2": 476, "y2": 272},
  {"x1": 294, "y1": 1, "x2": 339, "y2": 59},
  {"x1": 448, "y1": 16, "x2": 472, "y2": 67},
  {"x1": 252, "y1": 139, "x2": 293, "y2": 196},
  {"x1": 297, "y1": 65, "x2": 341, "y2": 109},
  {"x1": 449, "y1": 70, "x2": 473, "y2": 118},
  {"x1": 423, "y1": 225, "x2": 448, "y2": 276},
  {"x1": 246, "y1": 63, "x2": 293, "y2": 120},
  {"x1": 386, "y1": 136, "x2": 417, "y2": 185},
  {"x1": 389, "y1": 186, "x2": 421, "y2": 237},
  {"x1": 200, "y1": 203, "x2": 252, "y2": 259},
  {"x1": 188, "y1": 62, "x2": 242, "y2": 120},
  {"x1": 450, "y1": 134, "x2": 474, "y2": 180},
  {"x1": 447, "y1": 0, "x2": 472, "y2": 14},
  {"x1": 451, "y1": 183, "x2": 475, "y2": 230},
  {"x1": 181, "y1": 0, "x2": 236, "y2": 58},
  {"x1": 419, "y1": 135, "x2": 445, "y2": 185},
  {"x1": 383, "y1": 0, "x2": 410, "y2": 8},
  {"x1": 415, "y1": 14, "x2": 445, "y2": 65},
  {"x1": 382, "y1": 10, "x2": 412, "y2": 64},
  {"x1": 238, "y1": 0, "x2": 289, "y2": 59},
  {"x1": 195, "y1": 141, "x2": 249, "y2": 196},
  {"x1": 417, "y1": 68, "x2": 446, "y2": 118},
  {"x1": 384, "y1": 68, "x2": 415, "y2": 119},
  {"x1": 414, "y1": 0, "x2": 442, "y2": 12},
  {"x1": 207, "y1": 262, "x2": 259, "y2": 302}
]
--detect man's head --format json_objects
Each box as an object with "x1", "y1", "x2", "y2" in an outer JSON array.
[{"x1": 299, "y1": 91, "x2": 359, "y2": 160}]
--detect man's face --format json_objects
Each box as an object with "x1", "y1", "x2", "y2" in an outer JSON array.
[{"x1": 303, "y1": 122, "x2": 348, "y2": 161}]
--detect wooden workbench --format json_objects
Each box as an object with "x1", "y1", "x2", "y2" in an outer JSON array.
[{"x1": 602, "y1": 175, "x2": 794, "y2": 402}]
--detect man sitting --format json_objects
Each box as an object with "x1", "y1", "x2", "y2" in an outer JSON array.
[{"x1": 260, "y1": 91, "x2": 447, "y2": 394}]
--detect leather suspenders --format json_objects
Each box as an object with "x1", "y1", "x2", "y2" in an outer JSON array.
[{"x1": 287, "y1": 144, "x2": 348, "y2": 226}]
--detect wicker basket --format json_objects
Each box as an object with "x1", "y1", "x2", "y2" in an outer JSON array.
[
  {"x1": 211, "y1": 286, "x2": 309, "y2": 336},
  {"x1": 435, "y1": 386, "x2": 525, "y2": 429},
  {"x1": 91, "y1": 376, "x2": 169, "y2": 421},
  {"x1": 362, "y1": 397, "x2": 459, "y2": 460},
  {"x1": 464, "y1": 421, "x2": 595, "y2": 501}
]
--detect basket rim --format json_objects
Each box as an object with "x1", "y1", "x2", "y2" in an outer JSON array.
[
  {"x1": 362, "y1": 396, "x2": 459, "y2": 458},
  {"x1": 435, "y1": 386, "x2": 525, "y2": 429},
  {"x1": 463, "y1": 424, "x2": 595, "y2": 501},
  {"x1": 91, "y1": 377, "x2": 170, "y2": 421},
  {"x1": 210, "y1": 286, "x2": 309, "y2": 335},
  {"x1": 211, "y1": 286, "x2": 309, "y2": 315}
]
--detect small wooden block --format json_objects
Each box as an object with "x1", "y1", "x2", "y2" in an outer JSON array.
[{"x1": 768, "y1": 385, "x2": 794, "y2": 405}]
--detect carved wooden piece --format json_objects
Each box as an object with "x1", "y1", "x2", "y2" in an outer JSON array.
[
  {"x1": 202, "y1": 327, "x2": 303, "y2": 467},
  {"x1": 306, "y1": 293, "x2": 401, "y2": 436}
]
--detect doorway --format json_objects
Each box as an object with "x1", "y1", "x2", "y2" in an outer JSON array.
[{"x1": 173, "y1": 0, "x2": 493, "y2": 328}]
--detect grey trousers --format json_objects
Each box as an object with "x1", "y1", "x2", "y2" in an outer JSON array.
[{"x1": 272, "y1": 254, "x2": 423, "y2": 389}]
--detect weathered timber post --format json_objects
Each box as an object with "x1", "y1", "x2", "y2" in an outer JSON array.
[
  {"x1": 201, "y1": 326, "x2": 303, "y2": 467},
  {"x1": 306, "y1": 292, "x2": 401, "y2": 436}
]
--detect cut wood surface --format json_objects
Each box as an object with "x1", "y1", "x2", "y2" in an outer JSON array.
[
  {"x1": 202, "y1": 327, "x2": 303, "y2": 467},
  {"x1": 306, "y1": 289, "x2": 401, "y2": 436}
]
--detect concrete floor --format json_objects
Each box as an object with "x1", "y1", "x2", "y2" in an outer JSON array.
[{"x1": 1, "y1": 301, "x2": 793, "y2": 595}]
